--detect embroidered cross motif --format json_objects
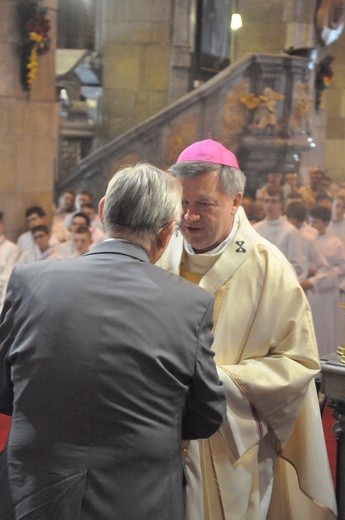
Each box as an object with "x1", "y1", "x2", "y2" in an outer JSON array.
[{"x1": 235, "y1": 241, "x2": 246, "y2": 253}]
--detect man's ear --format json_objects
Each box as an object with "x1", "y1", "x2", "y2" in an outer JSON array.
[
  {"x1": 98, "y1": 197, "x2": 105, "y2": 224},
  {"x1": 231, "y1": 192, "x2": 243, "y2": 214},
  {"x1": 150, "y1": 223, "x2": 174, "y2": 264},
  {"x1": 156, "y1": 223, "x2": 174, "y2": 250}
]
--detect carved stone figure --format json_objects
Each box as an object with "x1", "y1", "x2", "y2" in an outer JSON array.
[
  {"x1": 290, "y1": 81, "x2": 313, "y2": 135},
  {"x1": 240, "y1": 87, "x2": 285, "y2": 134}
]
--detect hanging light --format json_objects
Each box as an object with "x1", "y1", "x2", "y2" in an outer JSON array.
[{"x1": 231, "y1": 13, "x2": 242, "y2": 30}]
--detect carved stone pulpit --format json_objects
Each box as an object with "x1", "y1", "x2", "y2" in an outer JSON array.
[{"x1": 321, "y1": 354, "x2": 345, "y2": 517}]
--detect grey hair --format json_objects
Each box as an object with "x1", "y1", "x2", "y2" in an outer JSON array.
[
  {"x1": 103, "y1": 163, "x2": 182, "y2": 239},
  {"x1": 168, "y1": 161, "x2": 246, "y2": 197}
]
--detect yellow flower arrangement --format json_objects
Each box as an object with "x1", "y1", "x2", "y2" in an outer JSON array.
[{"x1": 17, "y1": 0, "x2": 51, "y2": 91}]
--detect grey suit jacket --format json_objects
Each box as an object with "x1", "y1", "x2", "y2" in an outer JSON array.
[{"x1": 0, "y1": 239, "x2": 226, "y2": 520}]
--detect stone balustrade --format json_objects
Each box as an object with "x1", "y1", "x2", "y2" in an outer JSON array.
[{"x1": 56, "y1": 52, "x2": 316, "y2": 202}]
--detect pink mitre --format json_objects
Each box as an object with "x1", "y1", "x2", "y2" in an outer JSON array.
[{"x1": 176, "y1": 138, "x2": 239, "y2": 169}]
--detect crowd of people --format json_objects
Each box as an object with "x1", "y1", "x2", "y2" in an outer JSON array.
[
  {"x1": 0, "y1": 142, "x2": 339, "y2": 519},
  {"x1": 243, "y1": 167, "x2": 345, "y2": 359},
  {"x1": 1, "y1": 166, "x2": 344, "y2": 360},
  {"x1": 0, "y1": 189, "x2": 104, "y2": 309}
]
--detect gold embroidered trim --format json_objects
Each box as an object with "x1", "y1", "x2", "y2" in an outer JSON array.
[
  {"x1": 278, "y1": 453, "x2": 337, "y2": 519},
  {"x1": 208, "y1": 437, "x2": 226, "y2": 520},
  {"x1": 200, "y1": 440, "x2": 210, "y2": 520},
  {"x1": 219, "y1": 365, "x2": 280, "y2": 448}
]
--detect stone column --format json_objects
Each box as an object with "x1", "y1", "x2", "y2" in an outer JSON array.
[{"x1": 0, "y1": 0, "x2": 59, "y2": 241}]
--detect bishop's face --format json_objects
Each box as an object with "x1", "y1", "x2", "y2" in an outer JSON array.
[{"x1": 178, "y1": 171, "x2": 241, "y2": 254}]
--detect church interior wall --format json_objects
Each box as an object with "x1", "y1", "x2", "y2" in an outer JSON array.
[
  {"x1": 0, "y1": 0, "x2": 58, "y2": 242},
  {"x1": 99, "y1": 0, "x2": 175, "y2": 145},
  {"x1": 0, "y1": 0, "x2": 344, "y2": 241}
]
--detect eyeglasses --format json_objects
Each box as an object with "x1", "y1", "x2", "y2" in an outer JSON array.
[
  {"x1": 174, "y1": 222, "x2": 181, "y2": 236},
  {"x1": 33, "y1": 233, "x2": 47, "y2": 240},
  {"x1": 160, "y1": 221, "x2": 181, "y2": 237}
]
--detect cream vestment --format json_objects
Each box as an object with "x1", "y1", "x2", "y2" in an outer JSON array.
[{"x1": 158, "y1": 208, "x2": 336, "y2": 520}]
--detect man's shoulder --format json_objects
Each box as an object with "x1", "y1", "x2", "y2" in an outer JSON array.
[
  {"x1": 325, "y1": 232, "x2": 345, "y2": 248},
  {"x1": 1, "y1": 238, "x2": 18, "y2": 251},
  {"x1": 15, "y1": 254, "x2": 75, "y2": 272},
  {"x1": 150, "y1": 261, "x2": 213, "y2": 304},
  {"x1": 279, "y1": 216, "x2": 294, "y2": 228},
  {"x1": 17, "y1": 230, "x2": 30, "y2": 242},
  {"x1": 300, "y1": 222, "x2": 318, "y2": 238},
  {"x1": 328, "y1": 219, "x2": 345, "y2": 232},
  {"x1": 252, "y1": 219, "x2": 265, "y2": 230},
  {"x1": 16, "y1": 231, "x2": 33, "y2": 252},
  {"x1": 281, "y1": 218, "x2": 301, "y2": 238},
  {"x1": 56, "y1": 240, "x2": 73, "y2": 257},
  {"x1": 299, "y1": 230, "x2": 314, "y2": 244}
]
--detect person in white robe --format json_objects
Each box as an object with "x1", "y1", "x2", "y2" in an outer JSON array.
[
  {"x1": 63, "y1": 190, "x2": 93, "y2": 230},
  {"x1": 17, "y1": 225, "x2": 63, "y2": 265},
  {"x1": 327, "y1": 195, "x2": 345, "y2": 244},
  {"x1": 0, "y1": 213, "x2": 20, "y2": 311},
  {"x1": 67, "y1": 226, "x2": 92, "y2": 258},
  {"x1": 17, "y1": 206, "x2": 60, "y2": 254},
  {"x1": 309, "y1": 205, "x2": 345, "y2": 357},
  {"x1": 51, "y1": 190, "x2": 75, "y2": 243},
  {"x1": 158, "y1": 138, "x2": 337, "y2": 520},
  {"x1": 57, "y1": 212, "x2": 103, "y2": 257},
  {"x1": 282, "y1": 172, "x2": 299, "y2": 198},
  {"x1": 253, "y1": 185, "x2": 304, "y2": 278},
  {"x1": 80, "y1": 202, "x2": 104, "y2": 232},
  {"x1": 299, "y1": 219, "x2": 319, "y2": 239},
  {"x1": 286, "y1": 202, "x2": 340, "y2": 358},
  {"x1": 298, "y1": 167, "x2": 324, "y2": 209},
  {"x1": 286, "y1": 202, "x2": 331, "y2": 284},
  {"x1": 255, "y1": 172, "x2": 282, "y2": 201}
]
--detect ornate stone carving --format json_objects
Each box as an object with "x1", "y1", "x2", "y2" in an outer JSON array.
[
  {"x1": 221, "y1": 79, "x2": 249, "y2": 148},
  {"x1": 289, "y1": 81, "x2": 313, "y2": 135},
  {"x1": 240, "y1": 87, "x2": 285, "y2": 135}
]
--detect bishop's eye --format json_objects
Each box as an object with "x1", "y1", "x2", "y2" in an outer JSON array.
[{"x1": 197, "y1": 201, "x2": 216, "y2": 210}]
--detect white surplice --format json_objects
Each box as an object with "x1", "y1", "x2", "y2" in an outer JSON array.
[
  {"x1": 158, "y1": 208, "x2": 337, "y2": 520},
  {"x1": 308, "y1": 231, "x2": 345, "y2": 357},
  {"x1": 254, "y1": 216, "x2": 304, "y2": 278}
]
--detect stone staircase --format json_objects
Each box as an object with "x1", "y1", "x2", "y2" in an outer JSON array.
[{"x1": 55, "y1": 52, "x2": 316, "y2": 201}]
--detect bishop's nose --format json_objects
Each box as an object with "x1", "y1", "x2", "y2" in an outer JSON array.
[{"x1": 183, "y1": 209, "x2": 201, "y2": 223}]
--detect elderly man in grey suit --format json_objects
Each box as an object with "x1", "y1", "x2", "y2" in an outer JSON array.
[{"x1": 0, "y1": 163, "x2": 226, "y2": 520}]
